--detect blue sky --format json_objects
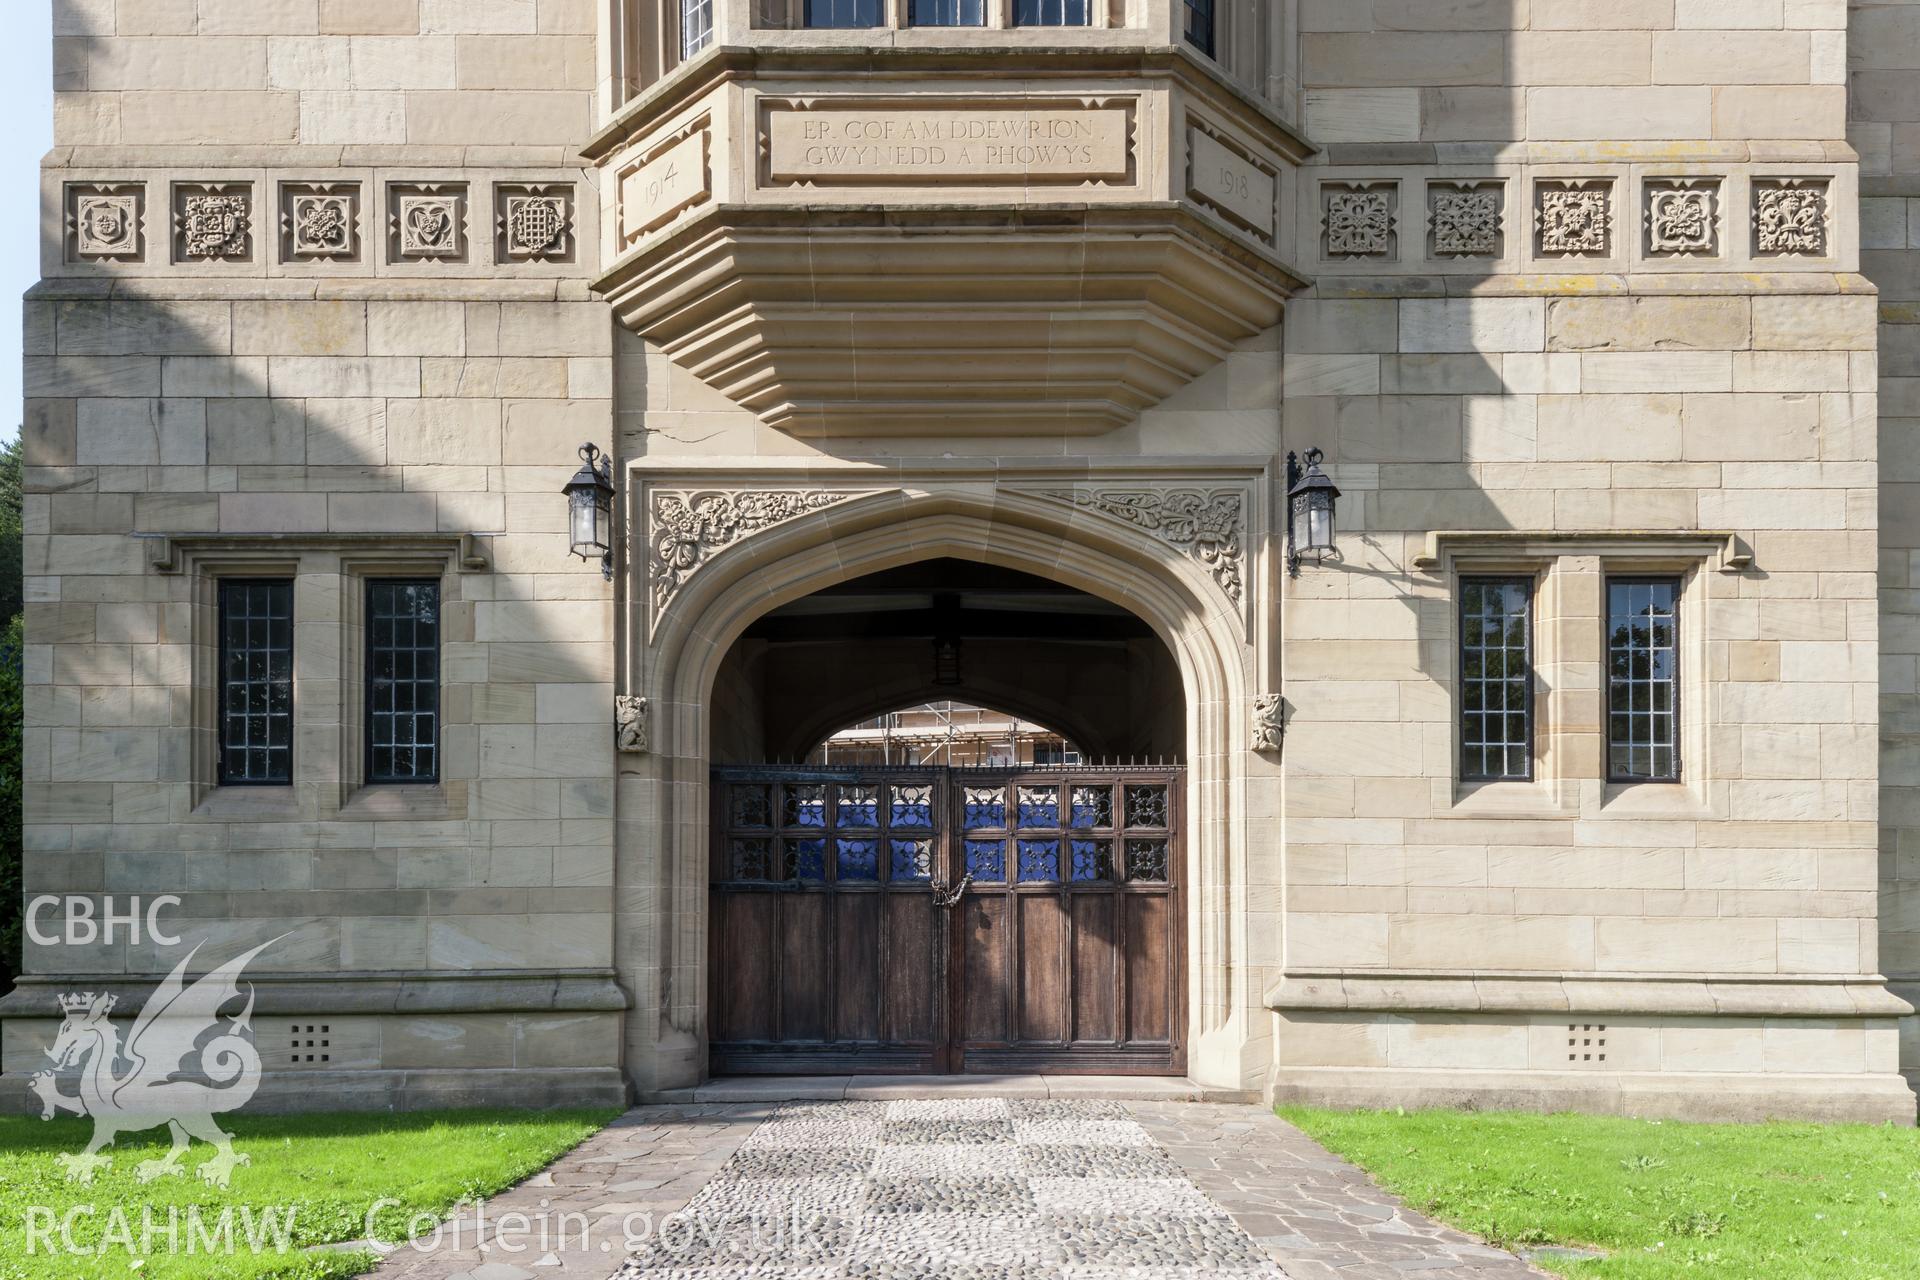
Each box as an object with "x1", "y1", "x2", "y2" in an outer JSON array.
[{"x1": 4, "y1": 3, "x2": 54, "y2": 445}]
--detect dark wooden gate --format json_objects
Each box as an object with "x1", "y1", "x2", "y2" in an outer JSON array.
[{"x1": 708, "y1": 765, "x2": 1185, "y2": 1075}]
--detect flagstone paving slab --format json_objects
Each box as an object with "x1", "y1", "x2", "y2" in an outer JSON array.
[{"x1": 359, "y1": 1100, "x2": 1547, "y2": 1280}]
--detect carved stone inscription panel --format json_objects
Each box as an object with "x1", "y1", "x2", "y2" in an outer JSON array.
[
  {"x1": 621, "y1": 125, "x2": 711, "y2": 244},
  {"x1": 764, "y1": 100, "x2": 1133, "y2": 185},
  {"x1": 1187, "y1": 127, "x2": 1277, "y2": 239}
]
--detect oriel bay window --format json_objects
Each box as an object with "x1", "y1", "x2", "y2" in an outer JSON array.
[
  {"x1": 1013, "y1": 0, "x2": 1091, "y2": 25},
  {"x1": 366, "y1": 580, "x2": 441, "y2": 784},
  {"x1": 1607, "y1": 578, "x2": 1681, "y2": 783},
  {"x1": 805, "y1": 0, "x2": 884, "y2": 26},
  {"x1": 681, "y1": 0, "x2": 713, "y2": 57},
  {"x1": 1184, "y1": 0, "x2": 1215, "y2": 56},
  {"x1": 910, "y1": 0, "x2": 984, "y2": 23},
  {"x1": 1459, "y1": 577, "x2": 1535, "y2": 782},
  {"x1": 218, "y1": 580, "x2": 295, "y2": 785}
]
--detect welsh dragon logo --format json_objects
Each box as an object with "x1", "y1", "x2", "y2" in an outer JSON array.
[{"x1": 29, "y1": 939, "x2": 278, "y2": 1187}]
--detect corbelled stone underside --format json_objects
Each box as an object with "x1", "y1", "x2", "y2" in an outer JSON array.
[{"x1": 595, "y1": 204, "x2": 1300, "y2": 435}]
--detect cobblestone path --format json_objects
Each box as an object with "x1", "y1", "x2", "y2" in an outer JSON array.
[{"x1": 367, "y1": 1099, "x2": 1548, "y2": 1280}]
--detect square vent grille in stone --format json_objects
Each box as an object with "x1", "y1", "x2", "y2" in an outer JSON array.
[
  {"x1": 1568, "y1": 1024, "x2": 1607, "y2": 1065},
  {"x1": 388, "y1": 183, "x2": 469, "y2": 263},
  {"x1": 291, "y1": 1024, "x2": 331, "y2": 1066},
  {"x1": 1753, "y1": 178, "x2": 1830, "y2": 258},
  {"x1": 1644, "y1": 178, "x2": 1720, "y2": 258},
  {"x1": 496, "y1": 183, "x2": 575, "y2": 263},
  {"x1": 1427, "y1": 181, "x2": 1503, "y2": 258},
  {"x1": 1535, "y1": 180, "x2": 1612, "y2": 258},
  {"x1": 65, "y1": 183, "x2": 145, "y2": 263},
  {"x1": 1321, "y1": 182, "x2": 1397, "y2": 261},
  {"x1": 173, "y1": 183, "x2": 254, "y2": 263},
  {"x1": 280, "y1": 183, "x2": 361, "y2": 263}
]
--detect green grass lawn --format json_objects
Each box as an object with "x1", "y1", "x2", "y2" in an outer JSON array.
[
  {"x1": 0, "y1": 1107, "x2": 619, "y2": 1280},
  {"x1": 1281, "y1": 1106, "x2": 1920, "y2": 1280}
]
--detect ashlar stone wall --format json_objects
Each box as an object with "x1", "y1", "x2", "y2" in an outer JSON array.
[
  {"x1": 1272, "y1": 0, "x2": 1911, "y2": 1121},
  {"x1": 1853, "y1": 0, "x2": 1920, "y2": 1093},
  {"x1": 6, "y1": 0, "x2": 625, "y2": 1109}
]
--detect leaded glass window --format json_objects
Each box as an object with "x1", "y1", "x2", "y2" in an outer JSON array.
[
  {"x1": 1013, "y1": 0, "x2": 1090, "y2": 25},
  {"x1": 1183, "y1": 0, "x2": 1215, "y2": 56},
  {"x1": 218, "y1": 580, "x2": 293, "y2": 785},
  {"x1": 805, "y1": 0, "x2": 883, "y2": 26},
  {"x1": 682, "y1": 0, "x2": 713, "y2": 58},
  {"x1": 1608, "y1": 578, "x2": 1680, "y2": 782},
  {"x1": 366, "y1": 580, "x2": 440, "y2": 784},
  {"x1": 911, "y1": 0, "x2": 984, "y2": 24},
  {"x1": 1459, "y1": 577, "x2": 1534, "y2": 781}
]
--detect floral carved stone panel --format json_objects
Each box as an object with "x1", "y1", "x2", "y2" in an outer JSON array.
[
  {"x1": 1428, "y1": 182, "x2": 1503, "y2": 258},
  {"x1": 65, "y1": 184, "x2": 144, "y2": 263},
  {"x1": 1644, "y1": 178, "x2": 1719, "y2": 258},
  {"x1": 1535, "y1": 180, "x2": 1612, "y2": 258},
  {"x1": 1040, "y1": 488, "x2": 1245, "y2": 605},
  {"x1": 174, "y1": 184, "x2": 253, "y2": 262},
  {"x1": 650, "y1": 489, "x2": 855, "y2": 622},
  {"x1": 1321, "y1": 183, "x2": 1396, "y2": 260},
  {"x1": 1753, "y1": 179, "x2": 1829, "y2": 257}
]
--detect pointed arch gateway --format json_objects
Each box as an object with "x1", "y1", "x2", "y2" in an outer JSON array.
[{"x1": 617, "y1": 476, "x2": 1274, "y2": 1090}]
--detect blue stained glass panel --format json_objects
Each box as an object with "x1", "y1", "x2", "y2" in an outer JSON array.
[
  {"x1": 1016, "y1": 786, "x2": 1059, "y2": 828},
  {"x1": 837, "y1": 785, "x2": 878, "y2": 828},
  {"x1": 788, "y1": 839, "x2": 826, "y2": 882},
  {"x1": 1017, "y1": 838, "x2": 1060, "y2": 882},
  {"x1": 963, "y1": 786, "x2": 1006, "y2": 830},
  {"x1": 1070, "y1": 839, "x2": 1108, "y2": 882},
  {"x1": 964, "y1": 839, "x2": 1005, "y2": 881},
  {"x1": 784, "y1": 784, "x2": 826, "y2": 828},
  {"x1": 837, "y1": 838, "x2": 878, "y2": 881},
  {"x1": 1069, "y1": 785, "x2": 1111, "y2": 829},
  {"x1": 890, "y1": 784, "x2": 934, "y2": 829},
  {"x1": 890, "y1": 839, "x2": 932, "y2": 881}
]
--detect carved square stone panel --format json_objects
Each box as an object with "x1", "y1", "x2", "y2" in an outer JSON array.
[
  {"x1": 279, "y1": 182, "x2": 361, "y2": 263},
  {"x1": 387, "y1": 182, "x2": 469, "y2": 263},
  {"x1": 1644, "y1": 177, "x2": 1720, "y2": 259},
  {"x1": 1534, "y1": 179, "x2": 1612, "y2": 258},
  {"x1": 65, "y1": 183, "x2": 145, "y2": 263},
  {"x1": 1752, "y1": 178, "x2": 1830, "y2": 258},
  {"x1": 494, "y1": 183, "x2": 576, "y2": 263},
  {"x1": 1427, "y1": 181, "x2": 1503, "y2": 259},
  {"x1": 1320, "y1": 182, "x2": 1396, "y2": 261},
  {"x1": 172, "y1": 182, "x2": 255, "y2": 263}
]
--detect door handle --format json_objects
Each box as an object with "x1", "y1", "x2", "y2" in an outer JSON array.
[{"x1": 931, "y1": 872, "x2": 974, "y2": 908}]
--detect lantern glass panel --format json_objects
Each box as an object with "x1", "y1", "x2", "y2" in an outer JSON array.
[
  {"x1": 1308, "y1": 497, "x2": 1332, "y2": 551},
  {"x1": 570, "y1": 492, "x2": 599, "y2": 556}
]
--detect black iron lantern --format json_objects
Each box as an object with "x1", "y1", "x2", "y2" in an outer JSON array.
[
  {"x1": 563, "y1": 442, "x2": 615, "y2": 580},
  {"x1": 1285, "y1": 447, "x2": 1340, "y2": 578}
]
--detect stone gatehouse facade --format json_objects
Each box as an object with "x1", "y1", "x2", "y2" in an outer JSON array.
[{"x1": 4, "y1": 0, "x2": 1918, "y2": 1124}]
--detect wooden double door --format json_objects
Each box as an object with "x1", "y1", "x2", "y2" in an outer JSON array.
[{"x1": 708, "y1": 765, "x2": 1184, "y2": 1075}]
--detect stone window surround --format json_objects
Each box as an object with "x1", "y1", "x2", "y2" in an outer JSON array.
[
  {"x1": 154, "y1": 533, "x2": 488, "y2": 823},
  {"x1": 1420, "y1": 531, "x2": 1747, "y2": 822}
]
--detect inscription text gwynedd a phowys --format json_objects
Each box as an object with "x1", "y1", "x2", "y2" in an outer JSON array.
[{"x1": 762, "y1": 99, "x2": 1134, "y2": 185}]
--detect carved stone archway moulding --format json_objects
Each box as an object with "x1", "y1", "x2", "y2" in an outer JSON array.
[{"x1": 638, "y1": 470, "x2": 1268, "y2": 643}]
